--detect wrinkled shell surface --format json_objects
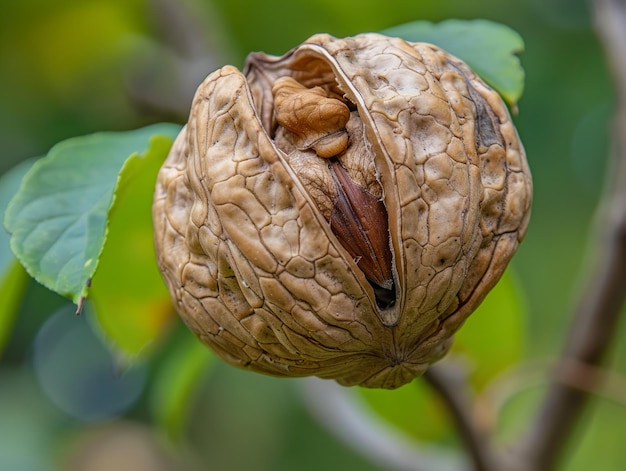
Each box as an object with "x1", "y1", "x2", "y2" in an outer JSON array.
[{"x1": 153, "y1": 33, "x2": 532, "y2": 389}]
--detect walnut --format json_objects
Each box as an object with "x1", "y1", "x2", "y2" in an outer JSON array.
[{"x1": 152, "y1": 33, "x2": 532, "y2": 389}]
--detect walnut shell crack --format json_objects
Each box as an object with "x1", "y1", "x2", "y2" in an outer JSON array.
[{"x1": 152, "y1": 33, "x2": 532, "y2": 389}]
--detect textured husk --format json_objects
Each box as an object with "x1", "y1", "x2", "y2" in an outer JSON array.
[{"x1": 152, "y1": 33, "x2": 532, "y2": 389}]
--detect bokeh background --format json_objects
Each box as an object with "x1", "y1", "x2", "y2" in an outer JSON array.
[{"x1": 1, "y1": 0, "x2": 624, "y2": 470}]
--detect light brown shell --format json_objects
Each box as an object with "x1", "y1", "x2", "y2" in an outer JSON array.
[{"x1": 152, "y1": 33, "x2": 532, "y2": 389}]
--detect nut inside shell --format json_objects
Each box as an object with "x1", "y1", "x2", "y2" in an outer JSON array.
[{"x1": 152, "y1": 33, "x2": 532, "y2": 389}]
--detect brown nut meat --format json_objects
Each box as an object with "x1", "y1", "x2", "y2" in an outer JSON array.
[{"x1": 153, "y1": 33, "x2": 532, "y2": 389}]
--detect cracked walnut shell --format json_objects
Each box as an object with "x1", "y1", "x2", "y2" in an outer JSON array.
[{"x1": 152, "y1": 33, "x2": 532, "y2": 389}]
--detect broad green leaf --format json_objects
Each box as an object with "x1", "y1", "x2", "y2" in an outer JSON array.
[
  {"x1": 0, "y1": 158, "x2": 37, "y2": 356},
  {"x1": 382, "y1": 19, "x2": 525, "y2": 106},
  {"x1": 1, "y1": 158, "x2": 37, "y2": 274},
  {"x1": 88, "y1": 131, "x2": 178, "y2": 356},
  {"x1": 4, "y1": 123, "x2": 181, "y2": 306},
  {"x1": 150, "y1": 333, "x2": 214, "y2": 440},
  {"x1": 357, "y1": 270, "x2": 527, "y2": 442}
]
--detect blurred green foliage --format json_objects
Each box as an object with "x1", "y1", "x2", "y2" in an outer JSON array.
[{"x1": 1, "y1": 0, "x2": 625, "y2": 470}]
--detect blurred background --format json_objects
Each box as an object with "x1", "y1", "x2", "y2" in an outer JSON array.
[{"x1": 1, "y1": 0, "x2": 624, "y2": 470}]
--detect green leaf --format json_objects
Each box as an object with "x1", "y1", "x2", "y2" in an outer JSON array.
[
  {"x1": 1, "y1": 158, "x2": 37, "y2": 274},
  {"x1": 382, "y1": 19, "x2": 525, "y2": 106},
  {"x1": 0, "y1": 158, "x2": 37, "y2": 357},
  {"x1": 88, "y1": 130, "x2": 179, "y2": 356},
  {"x1": 4, "y1": 123, "x2": 181, "y2": 306},
  {"x1": 150, "y1": 332, "x2": 214, "y2": 440}
]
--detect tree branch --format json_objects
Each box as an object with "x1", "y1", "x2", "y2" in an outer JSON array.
[
  {"x1": 424, "y1": 363, "x2": 500, "y2": 471},
  {"x1": 513, "y1": 1, "x2": 626, "y2": 469},
  {"x1": 300, "y1": 377, "x2": 468, "y2": 471}
]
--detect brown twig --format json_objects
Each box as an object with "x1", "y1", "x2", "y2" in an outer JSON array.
[
  {"x1": 512, "y1": 1, "x2": 626, "y2": 469},
  {"x1": 424, "y1": 363, "x2": 500, "y2": 471}
]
